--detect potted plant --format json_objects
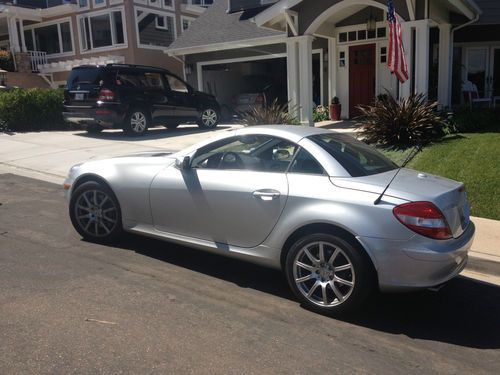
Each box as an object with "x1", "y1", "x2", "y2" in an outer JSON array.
[{"x1": 329, "y1": 97, "x2": 341, "y2": 121}]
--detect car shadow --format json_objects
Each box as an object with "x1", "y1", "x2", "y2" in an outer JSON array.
[
  {"x1": 111, "y1": 232, "x2": 500, "y2": 350},
  {"x1": 73, "y1": 124, "x2": 237, "y2": 141}
]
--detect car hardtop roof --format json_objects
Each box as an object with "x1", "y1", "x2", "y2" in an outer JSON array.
[
  {"x1": 236, "y1": 125, "x2": 339, "y2": 142},
  {"x1": 72, "y1": 64, "x2": 171, "y2": 74}
]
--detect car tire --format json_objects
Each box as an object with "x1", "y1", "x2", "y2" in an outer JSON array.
[
  {"x1": 86, "y1": 124, "x2": 104, "y2": 134},
  {"x1": 197, "y1": 107, "x2": 219, "y2": 129},
  {"x1": 123, "y1": 109, "x2": 149, "y2": 136},
  {"x1": 69, "y1": 181, "x2": 123, "y2": 243},
  {"x1": 285, "y1": 233, "x2": 375, "y2": 315}
]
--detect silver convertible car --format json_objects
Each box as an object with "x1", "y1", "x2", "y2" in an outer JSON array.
[{"x1": 64, "y1": 126, "x2": 475, "y2": 314}]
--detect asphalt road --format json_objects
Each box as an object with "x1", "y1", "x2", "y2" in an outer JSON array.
[{"x1": 0, "y1": 174, "x2": 499, "y2": 374}]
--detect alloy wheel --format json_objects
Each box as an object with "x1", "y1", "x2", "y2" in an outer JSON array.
[
  {"x1": 74, "y1": 189, "x2": 118, "y2": 238},
  {"x1": 293, "y1": 241, "x2": 355, "y2": 307},
  {"x1": 130, "y1": 111, "x2": 147, "y2": 133},
  {"x1": 201, "y1": 108, "x2": 218, "y2": 127}
]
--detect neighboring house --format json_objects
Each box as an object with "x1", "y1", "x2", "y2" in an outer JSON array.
[
  {"x1": 167, "y1": 0, "x2": 499, "y2": 125},
  {"x1": 0, "y1": 0, "x2": 213, "y2": 87}
]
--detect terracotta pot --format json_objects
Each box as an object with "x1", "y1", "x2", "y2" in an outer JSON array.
[{"x1": 329, "y1": 104, "x2": 341, "y2": 121}]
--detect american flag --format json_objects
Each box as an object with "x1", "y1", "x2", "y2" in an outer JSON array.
[{"x1": 387, "y1": 0, "x2": 409, "y2": 83}]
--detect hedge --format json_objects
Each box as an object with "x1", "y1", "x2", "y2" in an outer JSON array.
[{"x1": 0, "y1": 88, "x2": 68, "y2": 132}]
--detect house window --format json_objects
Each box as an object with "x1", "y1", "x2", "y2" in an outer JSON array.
[
  {"x1": 339, "y1": 32, "x2": 347, "y2": 43},
  {"x1": 155, "y1": 16, "x2": 168, "y2": 30},
  {"x1": 377, "y1": 27, "x2": 386, "y2": 38},
  {"x1": 380, "y1": 46, "x2": 387, "y2": 63},
  {"x1": 136, "y1": 8, "x2": 176, "y2": 49},
  {"x1": 339, "y1": 51, "x2": 346, "y2": 67},
  {"x1": 93, "y1": 0, "x2": 105, "y2": 8},
  {"x1": 348, "y1": 31, "x2": 357, "y2": 42},
  {"x1": 79, "y1": 10, "x2": 126, "y2": 52},
  {"x1": 24, "y1": 20, "x2": 73, "y2": 56},
  {"x1": 79, "y1": 0, "x2": 89, "y2": 8},
  {"x1": 163, "y1": 0, "x2": 173, "y2": 7},
  {"x1": 181, "y1": 16, "x2": 195, "y2": 32},
  {"x1": 191, "y1": 0, "x2": 213, "y2": 6}
]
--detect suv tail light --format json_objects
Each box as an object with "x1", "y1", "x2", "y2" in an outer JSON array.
[
  {"x1": 393, "y1": 201, "x2": 452, "y2": 240},
  {"x1": 98, "y1": 89, "x2": 115, "y2": 102}
]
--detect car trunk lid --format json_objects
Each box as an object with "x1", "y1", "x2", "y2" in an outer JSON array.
[
  {"x1": 64, "y1": 67, "x2": 114, "y2": 108},
  {"x1": 331, "y1": 168, "x2": 471, "y2": 238}
]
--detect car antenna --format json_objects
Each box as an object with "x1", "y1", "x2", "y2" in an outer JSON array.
[{"x1": 373, "y1": 144, "x2": 423, "y2": 205}]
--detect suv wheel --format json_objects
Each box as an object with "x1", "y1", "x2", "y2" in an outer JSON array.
[
  {"x1": 197, "y1": 108, "x2": 219, "y2": 129},
  {"x1": 124, "y1": 109, "x2": 149, "y2": 136}
]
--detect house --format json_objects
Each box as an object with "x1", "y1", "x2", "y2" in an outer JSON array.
[
  {"x1": 0, "y1": 0, "x2": 213, "y2": 87},
  {"x1": 167, "y1": 0, "x2": 500, "y2": 125}
]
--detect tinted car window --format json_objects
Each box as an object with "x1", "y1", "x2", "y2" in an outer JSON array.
[
  {"x1": 166, "y1": 74, "x2": 189, "y2": 93},
  {"x1": 309, "y1": 134, "x2": 397, "y2": 177},
  {"x1": 192, "y1": 135, "x2": 298, "y2": 172},
  {"x1": 116, "y1": 71, "x2": 145, "y2": 88},
  {"x1": 66, "y1": 68, "x2": 111, "y2": 89},
  {"x1": 144, "y1": 72, "x2": 165, "y2": 90},
  {"x1": 289, "y1": 148, "x2": 324, "y2": 175}
]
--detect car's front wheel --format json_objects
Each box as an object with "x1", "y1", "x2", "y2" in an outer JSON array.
[
  {"x1": 123, "y1": 109, "x2": 149, "y2": 136},
  {"x1": 69, "y1": 181, "x2": 123, "y2": 242},
  {"x1": 197, "y1": 107, "x2": 219, "y2": 129},
  {"x1": 285, "y1": 233, "x2": 374, "y2": 314}
]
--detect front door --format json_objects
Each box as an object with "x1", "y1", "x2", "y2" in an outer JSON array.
[{"x1": 349, "y1": 44, "x2": 376, "y2": 118}]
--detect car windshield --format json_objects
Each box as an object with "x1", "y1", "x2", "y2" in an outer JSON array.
[{"x1": 309, "y1": 134, "x2": 397, "y2": 177}]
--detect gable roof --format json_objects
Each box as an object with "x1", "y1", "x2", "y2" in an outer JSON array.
[{"x1": 167, "y1": 0, "x2": 284, "y2": 56}]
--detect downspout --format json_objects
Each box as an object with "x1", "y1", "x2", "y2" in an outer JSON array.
[{"x1": 448, "y1": 7, "x2": 480, "y2": 106}]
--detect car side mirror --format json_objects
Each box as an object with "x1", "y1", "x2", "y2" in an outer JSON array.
[{"x1": 175, "y1": 155, "x2": 191, "y2": 170}]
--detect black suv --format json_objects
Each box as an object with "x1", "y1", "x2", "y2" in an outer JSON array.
[{"x1": 63, "y1": 64, "x2": 221, "y2": 136}]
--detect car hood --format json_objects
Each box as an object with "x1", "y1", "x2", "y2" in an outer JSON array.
[{"x1": 331, "y1": 168, "x2": 470, "y2": 238}]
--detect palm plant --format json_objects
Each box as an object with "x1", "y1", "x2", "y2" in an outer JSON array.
[
  {"x1": 240, "y1": 99, "x2": 300, "y2": 126},
  {"x1": 355, "y1": 93, "x2": 447, "y2": 149}
]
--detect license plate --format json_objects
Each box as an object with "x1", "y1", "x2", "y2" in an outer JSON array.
[{"x1": 75, "y1": 93, "x2": 84, "y2": 100}]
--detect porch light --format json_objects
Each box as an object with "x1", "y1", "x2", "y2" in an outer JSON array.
[
  {"x1": 366, "y1": 11, "x2": 376, "y2": 33},
  {"x1": 0, "y1": 69, "x2": 7, "y2": 87}
]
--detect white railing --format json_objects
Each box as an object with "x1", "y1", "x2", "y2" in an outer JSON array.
[{"x1": 28, "y1": 51, "x2": 48, "y2": 72}]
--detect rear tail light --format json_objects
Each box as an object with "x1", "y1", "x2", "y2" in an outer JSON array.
[
  {"x1": 98, "y1": 89, "x2": 115, "y2": 102},
  {"x1": 393, "y1": 201, "x2": 452, "y2": 240}
]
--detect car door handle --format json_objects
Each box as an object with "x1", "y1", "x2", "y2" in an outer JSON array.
[{"x1": 252, "y1": 189, "x2": 280, "y2": 201}]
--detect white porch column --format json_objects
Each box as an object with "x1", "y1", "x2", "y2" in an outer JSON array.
[
  {"x1": 400, "y1": 22, "x2": 413, "y2": 99},
  {"x1": 19, "y1": 19, "x2": 27, "y2": 52},
  {"x1": 438, "y1": 23, "x2": 451, "y2": 108},
  {"x1": 8, "y1": 17, "x2": 21, "y2": 53},
  {"x1": 414, "y1": 20, "x2": 430, "y2": 95},
  {"x1": 286, "y1": 39, "x2": 300, "y2": 117},
  {"x1": 328, "y1": 37, "x2": 337, "y2": 103},
  {"x1": 298, "y1": 35, "x2": 313, "y2": 126}
]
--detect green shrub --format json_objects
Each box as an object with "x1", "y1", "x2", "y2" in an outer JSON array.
[
  {"x1": 448, "y1": 107, "x2": 500, "y2": 133},
  {"x1": 0, "y1": 88, "x2": 67, "y2": 132},
  {"x1": 313, "y1": 105, "x2": 330, "y2": 122},
  {"x1": 240, "y1": 99, "x2": 300, "y2": 126},
  {"x1": 355, "y1": 93, "x2": 448, "y2": 149}
]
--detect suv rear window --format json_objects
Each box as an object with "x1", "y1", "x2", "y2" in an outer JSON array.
[
  {"x1": 66, "y1": 68, "x2": 112, "y2": 89},
  {"x1": 309, "y1": 134, "x2": 397, "y2": 177}
]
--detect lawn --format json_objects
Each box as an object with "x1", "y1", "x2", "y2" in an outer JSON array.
[{"x1": 378, "y1": 131, "x2": 500, "y2": 220}]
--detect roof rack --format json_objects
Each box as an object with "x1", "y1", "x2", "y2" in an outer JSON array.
[{"x1": 106, "y1": 63, "x2": 170, "y2": 72}]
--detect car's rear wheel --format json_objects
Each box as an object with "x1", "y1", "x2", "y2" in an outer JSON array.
[
  {"x1": 285, "y1": 233, "x2": 374, "y2": 314},
  {"x1": 197, "y1": 107, "x2": 219, "y2": 129},
  {"x1": 69, "y1": 181, "x2": 123, "y2": 242},
  {"x1": 124, "y1": 109, "x2": 149, "y2": 136}
]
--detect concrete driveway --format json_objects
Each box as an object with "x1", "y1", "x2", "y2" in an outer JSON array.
[{"x1": 0, "y1": 124, "x2": 240, "y2": 184}]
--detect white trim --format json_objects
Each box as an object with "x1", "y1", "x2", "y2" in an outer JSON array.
[
  {"x1": 155, "y1": 15, "x2": 169, "y2": 30},
  {"x1": 134, "y1": 5, "x2": 177, "y2": 51},
  {"x1": 406, "y1": 0, "x2": 416, "y2": 21},
  {"x1": 110, "y1": 0, "x2": 124, "y2": 4},
  {"x1": 76, "y1": 7, "x2": 128, "y2": 55},
  {"x1": 167, "y1": 35, "x2": 286, "y2": 56},
  {"x1": 23, "y1": 17, "x2": 75, "y2": 58},
  {"x1": 195, "y1": 48, "x2": 324, "y2": 108},
  {"x1": 448, "y1": 0, "x2": 476, "y2": 20},
  {"x1": 305, "y1": 0, "x2": 405, "y2": 35},
  {"x1": 161, "y1": 0, "x2": 175, "y2": 12}
]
